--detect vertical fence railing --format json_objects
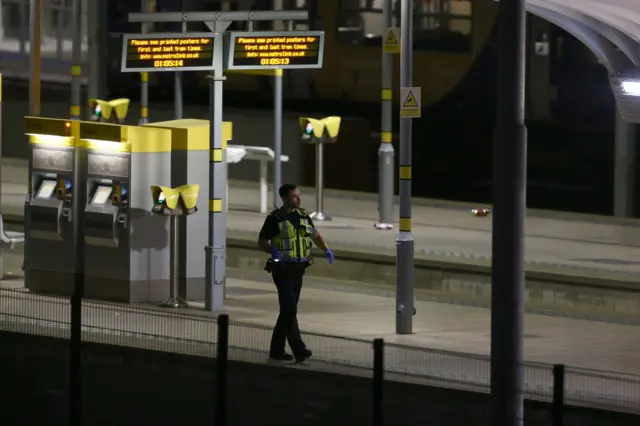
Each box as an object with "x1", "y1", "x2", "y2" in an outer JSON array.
[
  {"x1": 373, "y1": 338, "x2": 384, "y2": 426},
  {"x1": 69, "y1": 275, "x2": 84, "y2": 426},
  {"x1": 216, "y1": 314, "x2": 229, "y2": 426},
  {"x1": 2, "y1": 285, "x2": 636, "y2": 424},
  {"x1": 553, "y1": 364, "x2": 565, "y2": 426}
]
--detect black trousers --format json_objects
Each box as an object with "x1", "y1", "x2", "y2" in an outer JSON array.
[{"x1": 269, "y1": 262, "x2": 308, "y2": 356}]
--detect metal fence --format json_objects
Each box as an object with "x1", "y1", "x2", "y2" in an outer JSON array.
[{"x1": 0, "y1": 285, "x2": 638, "y2": 421}]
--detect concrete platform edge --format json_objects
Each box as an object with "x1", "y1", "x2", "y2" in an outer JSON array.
[{"x1": 5, "y1": 211, "x2": 640, "y2": 321}]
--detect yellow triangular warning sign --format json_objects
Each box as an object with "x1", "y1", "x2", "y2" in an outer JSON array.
[
  {"x1": 403, "y1": 91, "x2": 418, "y2": 108},
  {"x1": 385, "y1": 31, "x2": 398, "y2": 46}
]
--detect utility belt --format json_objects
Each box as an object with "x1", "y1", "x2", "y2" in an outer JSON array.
[{"x1": 264, "y1": 257, "x2": 314, "y2": 273}]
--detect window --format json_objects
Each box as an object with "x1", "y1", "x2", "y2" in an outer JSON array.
[{"x1": 337, "y1": 0, "x2": 472, "y2": 52}]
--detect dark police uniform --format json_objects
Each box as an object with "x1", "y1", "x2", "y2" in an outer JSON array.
[{"x1": 259, "y1": 207, "x2": 315, "y2": 360}]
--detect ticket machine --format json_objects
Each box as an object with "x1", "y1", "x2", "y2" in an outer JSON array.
[
  {"x1": 144, "y1": 119, "x2": 233, "y2": 301},
  {"x1": 80, "y1": 121, "x2": 173, "y2": 302},
  {"x1": 24, "y1": 117, "x2": 85, "y2": 295}
]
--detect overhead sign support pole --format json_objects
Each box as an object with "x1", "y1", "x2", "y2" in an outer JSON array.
[
  {"x1": 175, "y1": 21, "x2": 187, "y2": 119},
  {"x1": 139, "y1": 0, "x2": 153, "y2": 125},
  {"x1": 204, "y1": 19, "x2": 230, "y2": 312},
  {"x1": 128, "y1": 10, "x2": 312, "y2": 312}
]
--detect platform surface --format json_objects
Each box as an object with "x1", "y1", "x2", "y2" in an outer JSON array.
[
  {"x1": 3, "y1": 157, "x2": 640, "y2": 277},
  {"x1": 0, "y1": 242, "x2": 638, "y2": 413}
]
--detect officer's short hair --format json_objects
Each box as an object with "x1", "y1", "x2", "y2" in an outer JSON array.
[{"x1": 279, "y1": 183, "x2": 297, "y2": 198}]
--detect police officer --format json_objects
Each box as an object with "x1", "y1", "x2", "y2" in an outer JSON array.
[{"x1": 258, "y1": 183, "x2": 334, "y2": 363}]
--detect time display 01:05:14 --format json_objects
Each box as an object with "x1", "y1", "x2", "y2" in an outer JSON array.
[
  {"x1": 153, "y1": 59, "x2": 184, "y2": 68},
  {"x1": 259, "y1": 58, "x2": 290, "y2": 66}
]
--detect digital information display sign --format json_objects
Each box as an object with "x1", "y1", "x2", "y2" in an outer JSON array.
[
  {"x1": 121, "y1": 32, "x2": 216, "y2": 72},
  {"x1": 226, "y1": 31, "x2": 324, "y2": 70}
]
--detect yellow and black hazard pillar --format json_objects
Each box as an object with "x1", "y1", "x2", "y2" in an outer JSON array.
[
  {"x1": 204, "y1": 53, "x2": 228, "y2": 311},
  {"x1": 396, "y1": 0, "x2": 415, "y2": 335},
  {"x1": 376, "y1": 0, "x2": 396, "y2": 230},
  {"x1": 70, "y1": 0, "x2": 82, "y2": 120},
  {"x1": 139, "y1": 72, "x2": 149, "y2": 124},
  {"x1": 138, "y1": 0, "x2": 154, "y2": 125}
]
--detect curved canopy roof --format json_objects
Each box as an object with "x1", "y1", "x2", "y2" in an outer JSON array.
[
  {"x1": 498, "y1": 0, "x2": 640, "y2": 71},
  {"x1": 534, "y1": 0, "x2": 640, "y2": 41}
]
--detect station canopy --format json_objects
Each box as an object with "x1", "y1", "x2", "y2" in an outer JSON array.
[
  {"x1": 497, "y1": 0, "x2": 640, "y2": 121},
  {"x1": 521, "y1": 0, "x2": 640, "y2": 43}
]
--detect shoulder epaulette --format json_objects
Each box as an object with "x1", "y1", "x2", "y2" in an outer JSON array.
[
  {"x1": 270, "y1": 208, "x2": 284, "y2": 220},
  {"x1": 297, "y1": 208, "x2": 309, "y2": 218}
]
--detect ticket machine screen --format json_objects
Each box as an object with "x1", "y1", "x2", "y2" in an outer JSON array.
[
  {"x1": 35, "y1": 180, "x2": 57, "y2": 199},
  {"x1": 91, "y1": 186, "x2": 113, "y2": 205}
]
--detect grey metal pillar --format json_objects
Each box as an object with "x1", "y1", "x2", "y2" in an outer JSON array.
[
  {"x1": 174, "y1": 22, "x2": 187, "y2": 120},
  {"x1": 160, "y1": 215, "x2": 188, "y2": 308},
  {"x1": 376, "y1": 0, "x2": 395, "y2": 230},
  {"x1": 613, "y1": 110, "x2": 636, "y2": 217},
  {"x1": 272, "y1": 19, "x2": 294, "y2": 207},
  {"x1": 87, "y1": 0, "x2": 104, "y2": 109},
  {"x1": 273, "y1": 68, "x2": 283, "y2": 207},
  {"x1": 70, "y1": 0, "x2": 82, "y2": 120},
  {"x1": 396, "y1": 0, "x2": 414, "y2": 334},
  {"x1": 490, "y1": 0, "x2": 527, "y2": 423},
  {"x1": 139, "y1": 0, "x2": 152, "y2": 125},
  {"x1": 310, "y1": 142, "x2": 331, "y2": 221},
  {"x1": 0, "y1": 74, "x2": 3, "y2": 278},
  {"x1": 205, "y1": 26, "x2": 228, "y2": 312},
  {"x1": 29, "y1": 0, "x2": 42, "y2": 117}
]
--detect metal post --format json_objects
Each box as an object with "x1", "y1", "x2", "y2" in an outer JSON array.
[
  {"x1": 70, "y1": 0, "x2": 82, "y2": 120},
  {"x1": 372, "y1": 338, "x2": 384, "y2": 426},
  {"x1": 87, "y1": 0, "x2": 100, "y2": 109},
  {"x1": 0, "y1": 74, "x2": 3, "y2": 278},
  {"x1": 490, "y1": 0, "x2": 527, "y2": 423},
  {"x1": 375, "y1": 0, "x2": 395, "y2": 231},
  {"x1": 69, "y1": 159, "x2": 85, "y2": 426},
  {"x1": 205, "y1": 25, "x2": 228, "y2": 312},
  {"x1": 20, "y1": 1, "x2": 28, "y2": 54},
  {"x1": 310, "y1": 142, "x2": 331, "y2": 221},
  {"x1": 139, "y1": 0, "x2": 152, "y2": 125},
  {"x1": 552, "y1": 364, "x2": 565, "y2": 426},
  {"x1": 215, "y1": 314, "x2": 229, "y2": 426},
  {"x1": 29, "y1": 0, "x2": 42, "y2": 117},
  {"x1": 395, "y1": 0, "x2": 414, "y2": 335},
  {"x1": 272, "y1": 19, "x2": 294, "y2": 208},
  {"x1": 161, "y1": 215, "x2": 188, "y2": 308},
  {"x1": 273, "y1": 68, "x2": 283, "y2": 207},
  {"x1": 174, "y1": 22, "x2": 187, "y2": 119},
  {"x1": 613, "y1": 110, "x2": 636, "y2": 217}
]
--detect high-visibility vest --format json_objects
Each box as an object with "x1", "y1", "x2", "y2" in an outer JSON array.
[{"x1": 270, "y1": 208, "x2": 313, "y2": 261}]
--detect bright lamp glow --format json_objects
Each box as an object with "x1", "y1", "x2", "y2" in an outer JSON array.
[
  {"x1": 621, "y1": 80, "x2": 640, "y2": 96},
  {"x1": 27, "y1": 134, "x2": 74, "y2": 146},
  {"x1": 84, "y1": 139, "x2": 127, "y2": 152}
]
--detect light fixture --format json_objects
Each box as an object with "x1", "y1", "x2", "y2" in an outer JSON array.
[{"x1": 621, "y1": 80, "x2": 640, "y2": 96}]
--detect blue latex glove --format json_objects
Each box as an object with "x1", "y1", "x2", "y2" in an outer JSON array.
[
  {"x1": 325, "y1": 248, "x2": 334, "y2": 265},
  {"x1": 269, "y1": 247, "x2": 282, "y2": 261}
]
